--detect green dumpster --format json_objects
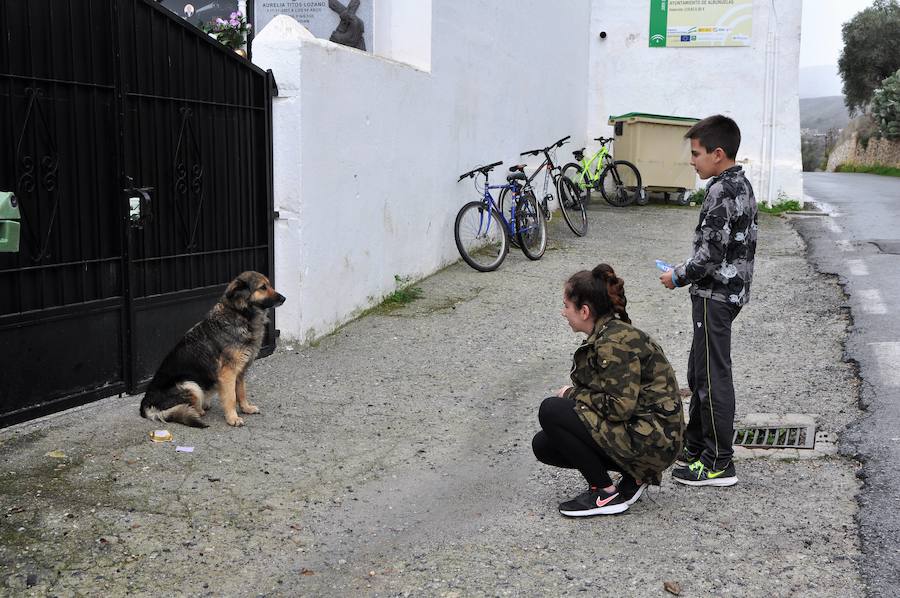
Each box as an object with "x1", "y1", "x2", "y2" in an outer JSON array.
[
  {"x1": 0, "y1": 191, "x2": 20, "y2": 253},
  {"x1": 608, "y1": 112, "x2": 700, "y2": 204}
]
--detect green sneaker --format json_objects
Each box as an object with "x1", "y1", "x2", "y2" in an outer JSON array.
[
  {"x1": 672, "y1": 460, "x2": 738, "y2": 487},
  {"x1": 675, "y1": 447, "x2": 701, "y2": 467}
]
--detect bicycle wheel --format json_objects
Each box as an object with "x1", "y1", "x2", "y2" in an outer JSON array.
[
  {"x1": 515, "y1": 193, "x2": 547, "y2": 260},
  {"x1": 555, "y1": 175, "x2": 588, "y2": 236},
  {"x1": 454, "y1": 201, "x2": 509, "y2": 272},
  {"x1": 599, "y1": 160, "x2": 642, "y2": 207},
  {"x1": 562, "y1": 162, "x2": 591, "y2": 206},
  {"x1": 497, "y1": 186, "x2": 522, "y2": 248}
]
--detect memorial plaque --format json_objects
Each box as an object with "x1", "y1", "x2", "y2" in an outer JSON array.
[
  {"x1": 254, "y1": 0, "x2": 372, "y2": 51},
  {"x1": 158, "y1": 0, "x2": 241, "y2": 29}
]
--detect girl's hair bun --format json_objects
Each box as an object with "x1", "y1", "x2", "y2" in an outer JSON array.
[{"x1": 566, "y1": 263, "x2": 631, "y2": 324}]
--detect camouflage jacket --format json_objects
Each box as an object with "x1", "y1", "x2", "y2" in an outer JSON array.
[
  {"x1": 673, "y1": 165, "x2": 758, "y2": 306},
  {"x1": 564, "y1": 315, "x2": 684, "y2": 484}
]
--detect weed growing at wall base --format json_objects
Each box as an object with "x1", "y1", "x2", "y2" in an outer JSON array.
[
  {"x1": 688, "y1": 189, "x2": 705, "y2": 205},
  {"x1": 759, "y1": 199, "x2": 802, "y2": 215},
  {"x1": 835, "y1": 163, "x2": 900, "y2": 177},
  {"x1": 375, "y1": 275, "x2": 424, "y2": 313}
]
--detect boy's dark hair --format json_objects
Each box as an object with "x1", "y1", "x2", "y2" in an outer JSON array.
[{"x1": 685, "y1": 114, "x2": 741, "y2": 160}]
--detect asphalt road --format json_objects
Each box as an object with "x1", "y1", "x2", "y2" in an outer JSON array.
[{"x1": 797, "y1": 171, "x2": 900, "y2": 597}]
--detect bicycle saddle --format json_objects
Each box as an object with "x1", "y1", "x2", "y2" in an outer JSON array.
[
  {"x1": 508, "y1": 164, "x2": 526, "y2": 172},
  {"x1": 573, "y1": 148, "x2": 585, "y2": 160},
  {"x1": 506, "y1": 171, "x2": 526, "y2": 181}
]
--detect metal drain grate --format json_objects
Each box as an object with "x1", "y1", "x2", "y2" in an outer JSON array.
[{"x1": 733, "y1": 425, "x2": 816, "y2": 449}]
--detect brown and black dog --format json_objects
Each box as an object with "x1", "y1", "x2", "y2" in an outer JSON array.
[{"x1": 140, "y1": 271, "x2": 286, "y2": 428}]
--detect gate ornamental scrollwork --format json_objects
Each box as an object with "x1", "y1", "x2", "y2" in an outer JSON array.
[
  {"x1": 15, "y1": 87, "x2": 60, "y2": 262},
  {"x1": 173, "y1": 106, "x2": 204, "y2": 250}
]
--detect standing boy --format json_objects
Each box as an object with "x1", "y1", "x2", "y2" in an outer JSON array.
[{"x1": 659, "y1": 114, "x2": 757, "y2": 487}]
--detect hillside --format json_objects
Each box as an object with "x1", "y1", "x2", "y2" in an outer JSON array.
[
  {"x1": 800, "y1": 96, "x2": 851, "y2": 132},
  {"x1": 799, "y1": 65, "x2": 843, "y2": 99}
]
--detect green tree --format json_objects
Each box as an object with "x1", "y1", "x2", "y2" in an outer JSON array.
[
  {"x1": 838, "y1": 0, "x2": 900, "y2": 113},
  {"x1": 801, "y1": 134, "x2": 826, "y2": 172},
  {"x1": 871, "y1": 68, "x2": 900, "y2": 139}
]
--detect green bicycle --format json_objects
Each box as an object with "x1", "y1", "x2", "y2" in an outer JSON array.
[{"x1": 562, "y1": 137, "x2": 643, "y2": 207}]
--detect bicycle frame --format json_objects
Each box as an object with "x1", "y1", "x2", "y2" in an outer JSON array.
[
  {"x1": 473, "y1": 175, "x2": 523, "y2": 237},
  {"x1": 517, "y1": 143, "x2": 566, "y2": 217},
  {"x1": 523, "y1": 153, "x2": 561, "y2": 201},
  {"x1": 574, "y1": 145, "x2": 611, "y2": 187}
]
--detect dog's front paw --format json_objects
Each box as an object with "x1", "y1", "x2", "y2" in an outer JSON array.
[
  {"x1": 226, "y1": 415, "x2": 245, "y2": 427},
  {"x1": 240, "y1": 404, "x2": 260, "y2": 414}
]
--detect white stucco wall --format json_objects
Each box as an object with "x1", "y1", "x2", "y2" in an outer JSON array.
[
  {"x1": 254, "y1": 2, "x2": 590, "y2": 342},
  {"x1": 373, "y1": 0, "x2": 431, "y2": 71},
  {"x1": 588, "y1": 0, "x2": 802, "y2": 204}
]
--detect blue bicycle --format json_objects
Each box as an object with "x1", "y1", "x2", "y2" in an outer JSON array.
[{"x1": 454, "y1": 161, "x2": 547, "y2": 271}]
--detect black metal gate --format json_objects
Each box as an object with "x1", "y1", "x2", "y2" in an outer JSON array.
[{"x1": 0, "y1": 0, "x2": 276, "y2": 427}]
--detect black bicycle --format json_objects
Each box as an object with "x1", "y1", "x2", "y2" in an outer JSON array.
[{"x1": 498, "y1": 136, "x2": 588, "y2": 237}]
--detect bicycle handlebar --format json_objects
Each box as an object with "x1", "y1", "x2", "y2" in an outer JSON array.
[
  {"x1": 520, "y1": 135, "x2": 572, "y2": 157},
  {"x1": 458, "y1": 160, "x2": 503, "y2": 181},
  {"x1": 594, "y1": 136, "x2": 614, "y2": 145}
]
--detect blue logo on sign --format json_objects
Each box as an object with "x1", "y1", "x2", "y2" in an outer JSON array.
[{"x1": 680, "y1": 35, "x2": 691, "y2": 42}]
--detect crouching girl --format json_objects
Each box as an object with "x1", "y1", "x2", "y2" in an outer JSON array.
[{"x1": 532, "y1": 263, "x2": 684, "y2": 517}]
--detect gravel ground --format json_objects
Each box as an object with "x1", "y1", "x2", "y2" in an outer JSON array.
[{"x1": 0, "y1": 201, "x2": 863, "y2": 597}]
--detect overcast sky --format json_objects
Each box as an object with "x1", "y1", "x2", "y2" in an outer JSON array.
[{"x1": 800, "y1": 0, "x2": 875, "y2": 68}]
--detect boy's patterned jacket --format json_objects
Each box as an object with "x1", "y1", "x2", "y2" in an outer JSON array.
[
  {"x1": 673, "y1": 165, "x2": 758, "y2": 306},
  {"x1": 564, "y1": 314, "x2": 684, "y2": 484}
]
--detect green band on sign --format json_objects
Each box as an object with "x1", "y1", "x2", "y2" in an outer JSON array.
[{"x1": 649, "y1": 0, "x2": 667, "y2": 47}]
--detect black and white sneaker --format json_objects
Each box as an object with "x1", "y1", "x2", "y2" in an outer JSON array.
[
  {"x1": 616, "y1": 477, "x2": 648, "y2": 506},
  {"x1": 558, "y1": 486, "x2": 629, "y2": 517},
  {"x1": 672, "y1": 461, "x2": 738, "y2": 487},
  {"x1": 675, "y1": 446, "x2": 701, "y2": 467}
]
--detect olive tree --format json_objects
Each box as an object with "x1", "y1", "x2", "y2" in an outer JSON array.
[{"x1": 838, "y1": 0, "x2": 900, "y2": 113}]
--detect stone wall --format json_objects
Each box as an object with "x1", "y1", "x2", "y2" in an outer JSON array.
[{"x1": 827, "y1": 132, "x2": 900, "y2": 171}]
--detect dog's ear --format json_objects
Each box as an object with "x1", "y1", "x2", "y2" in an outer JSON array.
[{"x1": 224, "y1": 277, "x2": 251, "y2": 311}]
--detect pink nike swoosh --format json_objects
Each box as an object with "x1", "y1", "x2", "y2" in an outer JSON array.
[{"x1": 595, "y1": 494, "x2": 618, "y2": 507}]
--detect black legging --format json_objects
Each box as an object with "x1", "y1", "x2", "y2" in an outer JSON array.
[{"x1": 532, "y1": 396, "x2": 632, "y2": 488}]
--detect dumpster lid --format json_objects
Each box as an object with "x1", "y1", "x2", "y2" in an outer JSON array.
[{"x1": 608, "y1": 112, "x2": 700, "y2": 125}]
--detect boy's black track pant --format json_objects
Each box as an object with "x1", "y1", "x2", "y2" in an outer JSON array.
[{"x1": 685, "y1": 295, "x2": 742, "y2": 471}]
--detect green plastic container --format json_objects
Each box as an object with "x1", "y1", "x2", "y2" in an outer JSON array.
[{"x1": 0, "y1": 191, "x2": 21, "y2": 252}]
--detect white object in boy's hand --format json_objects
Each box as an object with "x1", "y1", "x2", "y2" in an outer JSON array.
[{"x1": 655, "y1": 260, "x2": 673, "y2": 272}]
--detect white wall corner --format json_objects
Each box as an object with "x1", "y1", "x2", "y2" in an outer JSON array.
[{"x1": 252, "y1": 15, "x2": 313, "y2": 97}]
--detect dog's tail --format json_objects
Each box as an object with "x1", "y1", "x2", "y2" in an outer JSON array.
[{"x1": 140, "y1": 391, "x2": 209, "y2": 429}]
